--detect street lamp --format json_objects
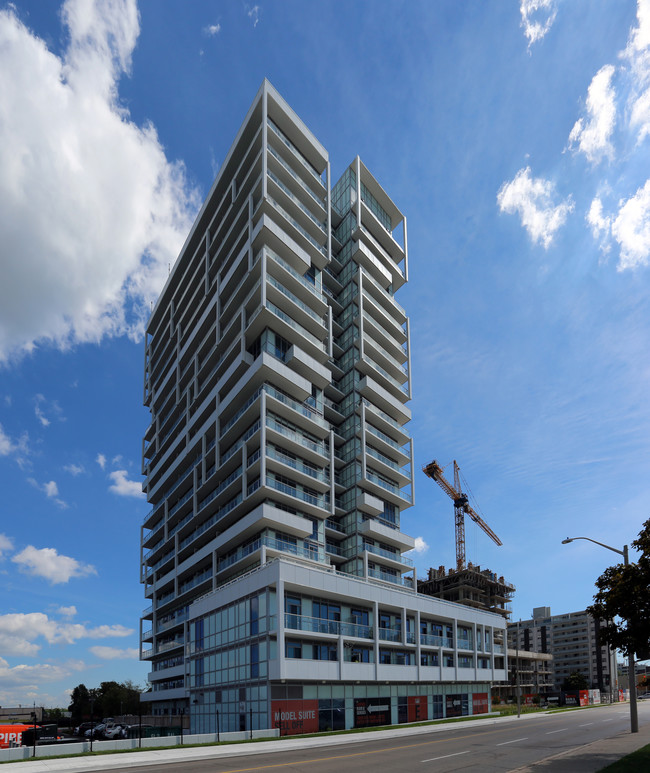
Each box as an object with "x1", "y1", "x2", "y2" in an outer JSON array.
[{"x1": 561, "y1": 536, "x2": 638, "y2": 734}]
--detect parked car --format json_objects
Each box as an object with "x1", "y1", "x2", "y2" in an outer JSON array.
[
  {"x1": 122, "y1": 724, "x2": 154, "y2": 739},
  {"x1": 74, "y1": 722, "x2": 94, "y2": 737},
  {"x1": 103, "y1": 724, "x2": 126, "y2": 740},
  {"x1": 84, "y1": 723, "x2": 106, "y2": 739}
]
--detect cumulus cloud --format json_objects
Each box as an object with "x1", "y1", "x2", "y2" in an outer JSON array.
[
  {"x1": 568, "y1": 65, "x2": 617, "y2": 163},
  {"x1": 64, "y1": 463, "x2": 85, "y2": 476},
  {"x1": 89, "y1": 645, "x2": 139, "y2": 659},
  {"x1": 497, "y1": 167, "x2": 574, "y2": 248},
  {"x1": 0, "y1": 656, "x2": 88, "y2": 688},
  {"x1": 0, "y1": 0, "x2": 199, "y2": 363},
  {"x1": 612, "y1": 179, "x2": 650, "y2": 270},
  {"x1": 0, "y1": 533, "x2": 14, "y2": 560},
  {"x1": 624, "y1": 0, "x2": 650, "y2": 143},
  {"x1": 0, "y1": 612, "x2": 132, "y2": 656},
  {"x1": 204, "y1": 23, "x2": 221, "y2": 36},
  {"x1": 109, "y1": 468, "x2": 144, "y2": 497},
  {"x1": 520, "y1": 0, "x2": 557, "y2": 47},
  {"x1": 12, "y1": 545, "x2": 96, "y2": 584},
  {"x1": 96, "y1": 452, "x2": 107, "y2": 469},
  {"x1": 587, "y1": 197, "x2": 613, "y2": 251},
  {"x1": 412, "y1": 536, "x2": 429, "y2": 554}
]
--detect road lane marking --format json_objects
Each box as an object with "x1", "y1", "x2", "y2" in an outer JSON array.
[
  {"x1": 496, "y1": 737, "x2": 528, "y2": 746},
  {"x1": 579, "y1": 723, "x2": 594, "y2": 727},
  {"x1": 213, "y1": 724, "x2": 558, "y2": 772},
  {"x1": 602, "y1": 719, "x2": 614, "y2": 722},
  {"x1": 421, "y1": 751, "x2": 470, "y2": 762},
  {"x1": 545, "y1": 729, "x2": 568, "y2": 734}
]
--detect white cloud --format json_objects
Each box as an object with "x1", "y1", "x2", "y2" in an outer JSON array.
[
  {"x1": 247, "y1": 4, "x2": 261, "y2": 27},
  {"x1": 34, "y1": 394, "x2": 50, "y2": 427},
  {"x1": 0, "y1": 0, "x2": 199, "y2": 363},
  {"x1": 611, "y1": 179, "x2": 650, "y2": 270},
  {"x1": 568, "y1": 65, "x2": 617, "y2": 164},
  {"x1": 204, "y1": 23, "x2": 221, "y2": 36},
  {"x1": 620, "y1": 0, "x2": 650, "y2": 143},
  {"x1": 12, "y1": 545, "x2": 96, "y2": 584},
  {"x1": 0, "y1": 423, "x2": 28, "y2": 463},
  {"x1": 56, "y1": 605, "x2": 77, "y2": 618},
  {"x1": 412, "y1": 536, "x2": 429, "y2": 554},
  {"x1": 43, "y1": 480, "x2": 59, "y2": 498},
  {"x1": 64, "y1": 463, "x2": 85, "y2": 476},
  {"x1": 0, "y1": 533, "x2": 14, "y2": 560},
  {"x1": 89, "y1": 645, "x2": 139, "y2": 660},
  {"x1": 586, "y1": 196, "x2": 613, "y2": 253},
  {"x1": 109, "y1": 468, "x2": 144, "y2": 497},
  {"x1": 0, "y1": 612, "x2": 132, "y2": 656},
  {"x1": 27, "y1": 477, "x2": 68, "y2": 509},
  {"x1": 96, "y1": 452, "x2": 107, "y2": 469},
  {"x1": 0, "y1": 656, "x2": 88, "y2": 688},
  {"x1": 497, "y1": 167, "x2": 574, "y2": 248},
  {"x1": 520, "y1": 0, "x2": 557, "y2": 47}
]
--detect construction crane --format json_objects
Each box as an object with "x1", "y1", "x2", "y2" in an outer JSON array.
[{"x1": 422, "y1": 459, "x2": 502, "y2": 571}]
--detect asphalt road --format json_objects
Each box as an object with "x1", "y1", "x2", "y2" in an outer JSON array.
[{"x1": 93, "y1": 701, "x2": 649, "y2": 773}]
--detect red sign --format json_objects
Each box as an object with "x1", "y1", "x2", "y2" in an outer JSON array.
[
  {"x1": 407, "y1": 696, "x2": 428, "y2": 722},
  {"x1": 472, "y1": 693, "x2": 489, "y2": 714},
  {"x1": 271, "y1": 700, "x2": 319, "y2": 736},
  {"x1": 0, "y1": 725, "x2": 32, "y2": 749},
  {"x1": 579, "y1": 690, "x2": 589, "y2": 707}
]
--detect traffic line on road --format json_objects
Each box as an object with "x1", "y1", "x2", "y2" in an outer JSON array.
[
  {"x1": 579, "y1": 723, "x2": 594, "y2": 727},
  {"x1": 602, "y1": 718, "x2": 614, "y2": 722},
  {"x1": 496, "y1": 737, "x2": 528, "y2": 746},
  {"x1": 545, "y1": 729, "x2": 568, "y2": 734},
  {"x1": 421, "y1": 751, "x2": 470, "y2": 762}
]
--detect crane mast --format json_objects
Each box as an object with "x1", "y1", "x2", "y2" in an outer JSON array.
[{"x1": 423, "y1": 459, "x2": 502, "y2": 571}]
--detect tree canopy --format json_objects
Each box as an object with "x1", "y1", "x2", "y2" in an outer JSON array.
[
  {"x1": 561, "y1": 670, "x2": 589, "y2": 692},
  {"x1": 68, "y1": 680, "x2": 142, "y2": 721},
  {"x1": 586, "y1": 519, "x2": 650, "y2": 660}
]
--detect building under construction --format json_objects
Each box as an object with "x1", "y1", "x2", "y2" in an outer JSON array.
[{"x1": 418, "y1": 563, "x2": 515, "y2": 619}]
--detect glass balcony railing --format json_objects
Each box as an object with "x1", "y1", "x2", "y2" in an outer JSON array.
[
  {"x1": 263, "y1": 247, "x2": 325, "y2": 300},
  {"x1": 265, "y1": 416, "x2": 327, "y2": 456},
  {"x1": 284, "y1": 613, "x2": 373, "y2": 640},
  {"x1": 267, "y1": 144, "x2": 325, "y2": 209},
  {"x1": 220, "y1": 535, "x2": 324, "y2": 572},
  {"x1": 362, "y1": 543, "x2": 413, "y2": 567},
  {"x1": 267, "y1": 196, "x2": 327, "y2": 257},
  {"x1": 266, "y1": 274, "x2": 326, "y2": 325},
  {"x1": 268, "y1": 170, "x2": 326, "y2": 232},
  {"x1": 267, "y1": 118, "x2": 323, "y2": 184},
  {"x1": 266, "y1": 301, "x2": 326, "y2": 351},
  {"x1": 264, "y1": 384, "x2": 328, "y2": 429},
  {"x1": 266, "y1": 445, "x2": 329, "y2": 483},
  {"x1": 265, "y1": 475, "x2": 329, "y2": 510}
]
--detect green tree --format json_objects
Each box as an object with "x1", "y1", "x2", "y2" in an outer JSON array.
[
  {"x1": 587, "y1": 519, "x2": 650, "y2": 660},
  {"x1": 68, "y1": 680, "x2": 142, "y2": 720},
  {"x1": 561, "y1": 671, "x2": 589, "y2": 692}
]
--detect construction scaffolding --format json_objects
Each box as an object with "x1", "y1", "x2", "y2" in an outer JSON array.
[{"x1": 418, "y1": 563, "x2": 515, "y2": 619}]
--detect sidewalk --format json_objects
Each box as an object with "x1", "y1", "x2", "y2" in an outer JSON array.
[
  {"x1": 8, "y1": 709, "x2": 649, "y2": 772},
  {"x1": 510, "y1": 720, "x2": 650, "y2": 771}
]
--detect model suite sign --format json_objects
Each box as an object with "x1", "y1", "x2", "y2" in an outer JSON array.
[{"x1": 271, "y1": 700, "x2": 319, "y2": 736}]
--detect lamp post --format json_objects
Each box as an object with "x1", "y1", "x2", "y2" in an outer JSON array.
[{"x1": 561, "y1": 536, "x2": 638, "y2": 733}]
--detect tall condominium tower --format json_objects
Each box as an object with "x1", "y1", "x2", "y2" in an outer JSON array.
[{"x1": 140, "y1": 81, "x2": 507, "y2": 734}]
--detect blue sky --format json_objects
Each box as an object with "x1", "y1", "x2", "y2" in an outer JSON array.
[{"x1": 1, "y1": 0, "x2": 649, "y2": 708}]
